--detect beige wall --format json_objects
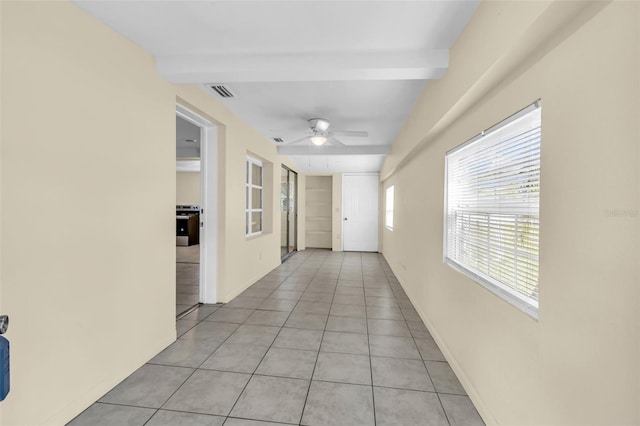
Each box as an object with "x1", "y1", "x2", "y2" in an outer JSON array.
[
  {"x1": 0, "y1": 1, "x2": 4, "y2": 422},
  {"x1": 176, "y1": 172, "x2": 201, "y2": 205},
  {"x1": 331, "y1": 174, "x2": 343, "y2": 251},
  {"x1": 0, "y1": 1, "x2": 303, "y2": 424},
  {"x1": 1, "y1": 2, "x2": 176, "y2": 425},
  {"x1": 381, "y1": 2, "x2": 639, "y2": 425}
]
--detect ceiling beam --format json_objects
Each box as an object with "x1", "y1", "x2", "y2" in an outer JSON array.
[
  {"x1": 156, "y1": 50, "x2": 448, "y2": 83},
  {"x1": 277, "y1": 145, "x2": 391, "y2": 156}
]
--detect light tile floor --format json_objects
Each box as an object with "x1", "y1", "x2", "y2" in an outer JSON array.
[
  {"x1": 177, "y1": 244, "x2": 200, "y2": 315},
  {"x1": 69, "y1": 249, "x2": 484, "y2": 426}
]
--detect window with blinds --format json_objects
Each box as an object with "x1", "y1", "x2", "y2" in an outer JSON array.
[{"x1": 444, "y1": 102, "x2": 541, "y2": 318}]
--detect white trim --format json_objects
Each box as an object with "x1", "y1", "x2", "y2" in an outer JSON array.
[
  {"x1": 277, "y1": 145, "x2": 391, "y2": 156},
  {"x1": 246, "y1": 156, "x2": 264, "y2": 237},
  {"x1": 246, "y1": 156, "x2": 263, "y2": 167},
  {"x1": 442, "y1": 101, "x2": 541, "y2": 319},
  {"x1": 445, "y1": 259, "x2": 539, "y2": 320},
  {"x1": 342, "y1": 173, "x2": 380, "y2": 252},
  {"x1": 446, "y1": 100, "x2": 540, "y2": 156},
  {"x1": 341, "y1": 175, "x2": 344, "y2": 252},
  {"x1": 385, "y1": 185, "x2": 395, "y2": 231},
  {"x1": 442, "y1": 155, "x2": 449, "y2": 265},
  {"x1": 176, "y1": 104, "x2": 218, "y2": 304},
  {"x1": 157, "y1": 50, "x2": 449, "y2": 83}
]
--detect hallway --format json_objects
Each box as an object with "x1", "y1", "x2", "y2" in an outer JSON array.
[{"x1": 68, "y1": 249, "x2": 483, "y2": 426}]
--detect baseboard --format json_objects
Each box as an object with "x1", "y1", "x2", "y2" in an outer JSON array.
[{"x1": 384, "y1": 254, "x2": 497, "y2": 426}]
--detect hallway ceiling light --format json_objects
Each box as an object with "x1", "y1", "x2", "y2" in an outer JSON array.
[{"x1": 310, "y1": 135, "x2": 327, "y2": 146}]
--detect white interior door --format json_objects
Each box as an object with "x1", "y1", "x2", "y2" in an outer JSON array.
[{"x1": 342, "y1": 173, "x2": 379, "y2": 252}]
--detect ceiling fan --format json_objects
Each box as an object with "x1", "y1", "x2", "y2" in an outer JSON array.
[{"x1": 282, "y1": 118, "x2": 368, "y2": 147}]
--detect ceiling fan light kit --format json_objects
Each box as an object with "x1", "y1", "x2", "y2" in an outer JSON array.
[
  {"x1": 282, "y1": 118, "x2": 368, "y2": 148},
  {"x1": 310, "y1": 135, "x2": 327, "y2": 146}
]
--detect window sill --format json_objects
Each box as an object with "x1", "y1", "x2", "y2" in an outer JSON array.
[
  {"x1": 444, "y1": 258, "x2": 539, "y2": 320},
  {"x1": 246, "y1": 232, "x2": 263, "y2": 240},
  {"x1": 246, "y1": 231, "x2": 272, "y2": 241}
]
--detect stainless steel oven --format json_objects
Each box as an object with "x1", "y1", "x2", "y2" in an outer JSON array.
[{"x1": 176, "y1": 205, "x2": 200, "y2": 246}]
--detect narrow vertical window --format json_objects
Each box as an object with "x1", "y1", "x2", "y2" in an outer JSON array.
[
  {"x1": 444, "y1": 102, "x2": 541, "y2": 318},
  {"x1": 385, "y1": 185, "x2": 395, "y2": 230},
  {"x1": 246, "y1": 157, "x2": 263, "y2": 236}
]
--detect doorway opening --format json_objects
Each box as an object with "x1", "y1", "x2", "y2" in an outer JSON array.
[
  {"x1": 280, "y1": 165, "x2": 298, "y2": 261},
  {"x1": 175, "y1": 105, "x2": 218, "y2": 316}
]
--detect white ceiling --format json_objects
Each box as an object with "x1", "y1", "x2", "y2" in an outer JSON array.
[
  {"x1": 176, "y1": 115, "x2": 201, "y2": 159},
  {"x1": 74, "y1": 0, "x2": 479, "y2": 174}
]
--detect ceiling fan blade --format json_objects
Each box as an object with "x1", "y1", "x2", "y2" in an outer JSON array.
[
  {"x1": 331, "y1": 130, "x2": 368, "y2": 137},
  {"x1": 283, "y1": 136, "x2": 310, "y2": 145},
  {"x1": 327, "y1": 136, "x2": 346, "y2": 147}
]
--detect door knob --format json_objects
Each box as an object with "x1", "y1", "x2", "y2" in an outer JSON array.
[{"x1": 344, "y1": 217, "x2": 348, "y2": 221}]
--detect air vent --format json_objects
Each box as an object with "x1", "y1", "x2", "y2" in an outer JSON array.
[
  {"x1": 273, "y1": 137, "x2": 284, "y2": 143},
  {"x1": 209, "y1": 85, "x2": 235, "y2": 98}
]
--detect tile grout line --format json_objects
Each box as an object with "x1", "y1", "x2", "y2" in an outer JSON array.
[
  {"x1": 221, "y1": 250, "x2": 341, "y2": 424},
  {"x1": 148, "y1": 310, "x2": 257, "y2": 422},
  {"x1": 364, "y1": 253, "x2": 378, "y2": 426},
  {"x1": 169, "y1": 253, "x2": 331, "y2": 425},
  {"x1": 150, "y1": 257, "x2": 301, "y2": 424},
  {"x1": 394, "y1": 258, "x2": 453, "y2": 426},
  {"x1": 226, "y1": 415, "x2": 297, "y2": 425},
  {"x1": 223, "y1": 253, "x2": 314, "y2": 422},
  {"x1": 148, "y1": 344, "x2": 432, "y2": 370},
  {"x1": 144, "y1": 303, "x2": 220, "y2": 424},
  {"x1": 373, "y1": 255, "x2": 454, "y2": 425},
  {"x1": 143, "y1": 300, "x2": 230, "y2": 424},
  {"x1": 297, "y1": 252, "x2": 343, "y2": 425},
  {"x1": 86, "y1": 251, "x2": 471, "y2": 426}
]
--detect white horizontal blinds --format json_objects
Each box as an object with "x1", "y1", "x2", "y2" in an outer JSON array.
[{"x1": 445, "y1": 103, "x2": 541, "y2": 310}]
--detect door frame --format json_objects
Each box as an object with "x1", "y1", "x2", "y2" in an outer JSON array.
[
  {"x1": 176, "y1": 104, "x2": 218, "y2": 303},
  {"x1": 342, "y1": 173, "x2": 380, "y2": 252},
  {"x1": 281, "y1": 164, "x2": 298, "y2": 262}
]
